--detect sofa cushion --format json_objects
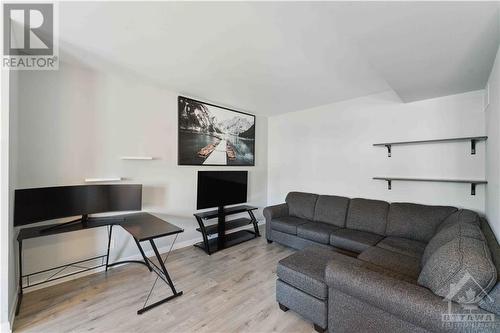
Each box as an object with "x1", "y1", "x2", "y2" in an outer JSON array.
[
  {"x1": 418, "y1": 236, "x2": 497, "y2": 303},
  {"x1": 376, "y1": 237, "x2": 426, "y2": 259},
  {"x1": 422, "y1": 221, "x2": 485, "y2": 266},
  {"x1": 479, "y1": 283, "x2": 500, "y2": 315},
  {"x1": 345, "y1": 198, "x2": 389, "y2": 235},
  {"x1": 313, "y1": 195, "x2": 349, "y2": 227},
  {"x1": 422, "y1": 219, "x2": 485, "y2": 266},
  {"x1": 358, "y1": 246, "x2": 421, "y2": 280},
  {"x1": 286, "y1": 192, "x2": 319, "y2": 220},
  {"x1": 481, "y1": 217, "x2": 500, "y2": 278},
  {"x1": 386, "y1": 203, "x2": 457, "y2": 243},
  {"x1": 478, "y1": 218, "x2": 500, "y2": 315},
  {"x1": 297, "y1": 222, "x2": 340, "y2": 244},
  {"x1": 277, "y1": 246, "x2": 344, "y2": 300},
  {"x1": 330, "y1": 228, "x2": 383, "y2": 253},
  {"x1": 271, "y1": 216, "x2": 308, "y2": 235},
  {"x1": 437, "y1": 209, "x2": 480, "y2": 233}
]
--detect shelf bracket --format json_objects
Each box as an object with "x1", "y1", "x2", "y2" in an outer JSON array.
[
  {"x1": 387, "y1": 179, "x2": 392, "y2": 190},
  {"x1": 471, "y1": 140, "x2": 476, "y2": 155},
  {"x1": 385, "y1": 144, "x2": 392, "y2": 157},
  {"x1": 471, "y1": 183, "x2": 476, "y2": 196}
]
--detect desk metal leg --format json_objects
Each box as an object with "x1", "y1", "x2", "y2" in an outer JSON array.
[
  {"x1": 134, "y1": 239, "x2": 152, "y2": 272},
  {"x1": 150, "y1": 239, "x2": 177, "y2": 294},
  {"x1": 137, "y1": 239, "x2": 183, "y2": 314},
  {"x1": 15, "y1": 240, "x2": 23, "y2": 315},
  {"x1": 106, "y1": 226, "x2": 152, "y2": 271},
  {"x1": 105, "y1": 225, "x2": 113, "y2": 271}
]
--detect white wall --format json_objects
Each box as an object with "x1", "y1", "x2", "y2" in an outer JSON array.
[
  {"x1": 8, "y1": 70, "x2": 18, "y2": 324},
  {"x1": 485, "y1": 45, "x2": 500, "y2": 240},
  {"x1": 268, "y1": 90, "x2": 486, "y2": 214},
  {"x1": 13, "y1": 59, "x2": 267, "y2": 283},
  {"x1": 1, "y1": 68, "x2": 11, "y2": 332},
  {"x1": 1, "y1": 68, "x2": 18, "y2": 332}
]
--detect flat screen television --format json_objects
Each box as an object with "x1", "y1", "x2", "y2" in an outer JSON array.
[
  {"x1": 14, "y1": 184, "x2": 142, "y2": 227},
  {"x1": 197, "y1": 171, "x2": 248, "y2": 210}
]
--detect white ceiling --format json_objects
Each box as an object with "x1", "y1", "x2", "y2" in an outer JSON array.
[{"x1": 57, "y1": 2, "x2": 499, "y2": 116}]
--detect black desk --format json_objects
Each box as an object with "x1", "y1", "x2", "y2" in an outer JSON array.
[
  {"x1": 16, "y1": 213, "x2": 184, "y2": 315},
  {"x1": 109, "y1": 214, "x2": 184, "y2": 314}
]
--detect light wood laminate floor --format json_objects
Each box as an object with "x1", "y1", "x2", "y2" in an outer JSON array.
[{"x1": 14, "y1": 232, "x2": 315, "y2": 333}]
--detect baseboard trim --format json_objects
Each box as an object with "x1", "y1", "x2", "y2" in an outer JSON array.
[
  {"x1": 6, "y1": 289, "x2": 18, "y2": 333},
  {"x1": 1, "y1": 320, "x2": 11, "y2": 333}
]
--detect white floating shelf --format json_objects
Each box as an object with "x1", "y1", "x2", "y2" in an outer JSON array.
[
  {"x1": 84, "y1": 177, "x2": 123, "y2": 183},
  {"x1": 120, "y1": 156, "x2": 155, "y2": 160}
]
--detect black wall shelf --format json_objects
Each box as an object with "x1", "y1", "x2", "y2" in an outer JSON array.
[
  {"x1": 373, "y1": 177, "x2": 487, "y2": 195},
  {"x1": 373, "y1": 136, "x2": 487, "y2": 157}
]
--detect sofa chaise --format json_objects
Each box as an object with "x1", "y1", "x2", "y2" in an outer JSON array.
[{"x1": 264, "y1": 192, "x2": 499, "y2": 333}]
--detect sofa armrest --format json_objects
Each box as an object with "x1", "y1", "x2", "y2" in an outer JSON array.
[
  {"x1": 325, "y1": 259, "x2": 498, "y2": 333},
  {"x1": 263, "y1": 203, "x2": 288, "y2": 221},
  {"x1": 263, "y1": 203, "x2": 288, "y2": 241}
]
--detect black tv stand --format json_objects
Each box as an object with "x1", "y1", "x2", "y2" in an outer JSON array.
[{"x1": 194, "y1": 205, "x2": 260, "y2": 255}]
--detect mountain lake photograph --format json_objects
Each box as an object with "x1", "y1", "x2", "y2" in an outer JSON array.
[{"x1": 178, "y1": 97, "x2": 255, "y2": 166}]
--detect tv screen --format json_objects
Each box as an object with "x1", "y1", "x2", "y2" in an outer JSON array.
[
  {"x1": 197, "y1": 171, "x2": 248, "y2": 209},
  {"x1": 14, "y1": 184, "x2": 142, "y2": 226}
]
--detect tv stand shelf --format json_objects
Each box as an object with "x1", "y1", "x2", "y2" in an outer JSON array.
[
  {"x1": 196, "y1": 217, "x2": 253, "y2": 235},
  {"x1": 196, "y1": 230, "x2": 257, "y2": 254},
  {"x1": 194, "y1": 205, "x2": 259, "y2": 255},
  {"x1": 194, "y1": 205, "x2": 258, "y2": 219}
]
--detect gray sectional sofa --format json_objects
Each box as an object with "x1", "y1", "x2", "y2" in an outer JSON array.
[{"x1": 264, "y1": 192, "x2": 499, "y2": 333}]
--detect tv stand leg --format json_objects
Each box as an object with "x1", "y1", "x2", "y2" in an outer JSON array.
[
  {"x1": 217, "y1": 206, "x2": 226, "y2": 250},
  {"x1": 195, "y1": 216, "x2": 211, "y2": 255},
  {"x1": 248, "y1": 210, "x2": 260, "y2": 237}
]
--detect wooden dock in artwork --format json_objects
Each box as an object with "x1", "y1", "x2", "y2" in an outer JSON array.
[
  {"x1": 197, "y1": 140, "x2": 219, "y2": 158},
  {"x1": 198, "y1": 139, "x2": 237, "y2": 164}
]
